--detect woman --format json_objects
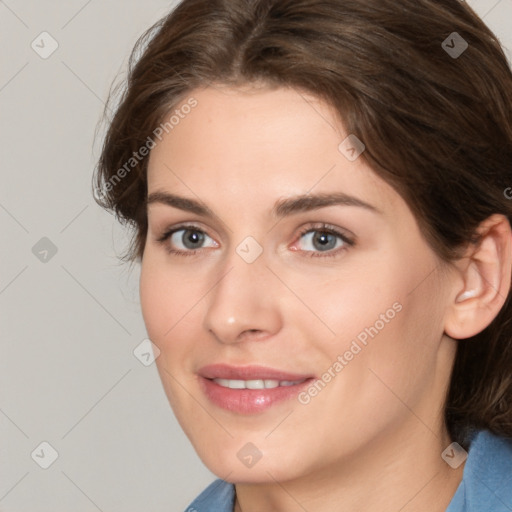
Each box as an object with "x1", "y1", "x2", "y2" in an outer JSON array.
[{"x1": 94, "y1": 0, "x2": 512, "y2": 510}]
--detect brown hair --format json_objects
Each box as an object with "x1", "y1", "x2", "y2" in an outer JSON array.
[{"x1": 94, "y1": 0, "x2": 512, "y2": 446}]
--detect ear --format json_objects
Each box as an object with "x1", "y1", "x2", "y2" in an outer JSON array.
[{"x1": 444, "y1": 214, "x2": 512, "y2": 340}]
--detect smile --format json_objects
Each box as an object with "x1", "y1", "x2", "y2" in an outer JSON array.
[
  {"x1": 197, "y1": 365, "x2": 315, "y2": 414},
  {"x1": 212, "y1": 378, "x2": 307, "y2": 389}
]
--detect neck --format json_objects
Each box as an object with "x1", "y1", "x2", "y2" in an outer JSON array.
[{"x1": 233, "y1": 422, "x2": 465, "y2": 512}]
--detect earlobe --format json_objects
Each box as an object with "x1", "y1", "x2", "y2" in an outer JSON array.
[{"x1": 444, "y1": 214, "x2": 512, "y2": 340}]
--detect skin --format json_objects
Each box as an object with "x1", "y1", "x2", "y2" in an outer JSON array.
[{"x1": 139, "y1": 84, "x2": 511, "y2": 512}]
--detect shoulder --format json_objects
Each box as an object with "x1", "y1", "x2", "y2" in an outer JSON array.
[
  {"x1": 447, "y1": 429, "x2": 512, "y2": 512},
  {"x1": 184, "y1": 478, "x2": 235, "y2": 512}
]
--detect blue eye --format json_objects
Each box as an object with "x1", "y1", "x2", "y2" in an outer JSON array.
[
  {"x1": 157, "y1": 225, "x2": 217, "y2": 256},
  {"x1": 294, "y1": 224, "x2": 355, "y2": 258},
  {"x1": 299, "y1": 230, "x2": 343, "y2": 252}
]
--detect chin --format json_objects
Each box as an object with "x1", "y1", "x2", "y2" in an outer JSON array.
[{"x1": 191, "y1": 437, "x2": 309, "y2": 484}]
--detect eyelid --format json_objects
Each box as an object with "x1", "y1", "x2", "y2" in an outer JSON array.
[
  {"x1": 295, "y1": 222, "x2": 355, "y2": 242},
  {"x1": 155, "y1": 221, "x2": 215, "y2": 242}
]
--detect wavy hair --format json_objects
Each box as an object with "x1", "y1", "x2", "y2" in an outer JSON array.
[{"x1": 93, "y1": 0, "x2": 512, "y2": 446}]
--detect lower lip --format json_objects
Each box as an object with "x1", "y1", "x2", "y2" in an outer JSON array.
[{"x1": 199, "y1": 376, "x2": 313, "y2": 414}]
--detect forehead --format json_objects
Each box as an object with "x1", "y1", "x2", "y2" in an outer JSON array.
[{"x1": 146, "y1": 85, "x2": 397, "y2": 214}]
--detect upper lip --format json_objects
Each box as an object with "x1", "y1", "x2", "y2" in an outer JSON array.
[{"x1": 198, "y1": 364, "x2": 314, "y2": 381}]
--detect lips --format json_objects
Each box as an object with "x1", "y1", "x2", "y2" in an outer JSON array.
[
  {"x1": 199, "y1": 364, "x2": 312, "y2": 381},
  {"x1": 198, "y1": 364, "x2": 315, "y2": 414}
]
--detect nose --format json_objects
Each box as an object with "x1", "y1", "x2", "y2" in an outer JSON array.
[{"x1": 202, "y1": 250, "x2": 283, "y2": 345}]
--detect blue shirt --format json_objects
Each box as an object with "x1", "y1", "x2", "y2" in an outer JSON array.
[{"x1": 184, "y1": 429, "x2": 512, "y2": 511}]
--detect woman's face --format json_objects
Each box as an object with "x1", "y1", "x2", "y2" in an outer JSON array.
[{"x1": 140, "y1": 85, "x2": 457, "y2": 482}]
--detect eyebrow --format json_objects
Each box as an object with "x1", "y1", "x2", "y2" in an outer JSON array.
[{"x1": 146, "y1": 190, "x2": 380, "y2": 218}]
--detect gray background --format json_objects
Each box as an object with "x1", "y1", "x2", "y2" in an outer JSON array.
[{"x1": 0, "y1": 1, "x2": 511, "y2": 511}]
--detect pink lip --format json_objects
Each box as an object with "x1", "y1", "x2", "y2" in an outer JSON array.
[
  {"x1": 198, "y1": 364, "x2": 315, "y2": 414},
  {"x1": 198, "y1": 364, "x2": 313, "y2": 381}
]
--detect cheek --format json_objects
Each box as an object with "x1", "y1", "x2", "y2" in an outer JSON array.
[
  {"x1": 139, "y1": 254, "x2": 203, "y2": 340},
  {"x1": 288, "y1": 258, "x2": 403, "y2": 351},
  {"x1": 139, "y1": 256, "x2": 204, "y2": 418},
  {"x1": 311, "y1": 252, "x2": 443, "y2": 393},
  {"x1": 139, "y1": 261, "x2": 169, "y2": 340}
]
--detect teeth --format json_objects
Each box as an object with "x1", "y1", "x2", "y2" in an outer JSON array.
[
  {"x1": 212, "y1": 378, "x2": 305, "y2": 389},
  {"x1": 279, "y1": 380, "x2": 298, "y2": 386},
  {"x1": 246, "y1": 380, "x2": 267, "y2": 389}
]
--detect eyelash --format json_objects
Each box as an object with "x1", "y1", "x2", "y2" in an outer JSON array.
[{"x1": 155, "y1": 223, "x2": 355, "y2": 259}]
